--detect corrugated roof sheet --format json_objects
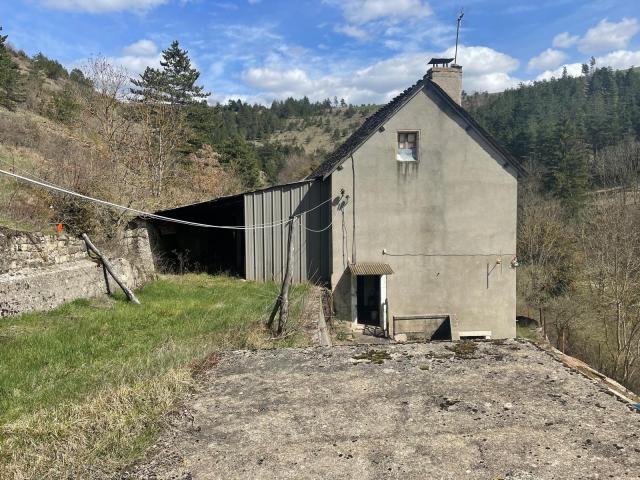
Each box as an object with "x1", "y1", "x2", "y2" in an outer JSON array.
[
  {"x1": 153, "y1": 179, "x2": 316, "y2": 215},
  {"x1": 307, "y1": 77, "x2": 526, "y2": 180},
  {"x1": 349, "y1": 262, "x2": 394, "y2": 276}
]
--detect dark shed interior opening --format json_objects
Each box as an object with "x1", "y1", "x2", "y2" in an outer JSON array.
[{"x1": 148, "y1": 196, "x2": 245, "y2": 276}]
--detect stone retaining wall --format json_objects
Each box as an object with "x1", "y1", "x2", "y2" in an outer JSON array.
[
  {"x1": 0, "y1": 230, "x2": 88, "y2": 275},
  {"x1": 0, "y1": 226, "x2": 155, "y2": 317}
]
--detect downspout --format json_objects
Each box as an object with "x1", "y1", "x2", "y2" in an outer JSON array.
[{"x1": 351, "y1": 154, "x2": 357, "y2": 264}]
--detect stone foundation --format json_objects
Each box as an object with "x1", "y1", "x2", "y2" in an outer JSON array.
[{"x1": 0, "y1": 226, "x2": 155, "y2": 317}]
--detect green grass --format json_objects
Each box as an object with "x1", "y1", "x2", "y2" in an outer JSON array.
[
  {"x1": 0, "y1": 274, "x2": 311, "y2": 478},
  {"x1": 516, "y1": 324, "x2": 540, "y2": 341}
]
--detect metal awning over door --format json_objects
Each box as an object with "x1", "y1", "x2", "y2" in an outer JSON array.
[{"x1": 348, "y1": 262, "x2": 394, "y2": 276}]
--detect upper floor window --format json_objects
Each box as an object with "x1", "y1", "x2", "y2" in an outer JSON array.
[{"x1": 397, "y1": 131, "x2": 418, "y2": 162}]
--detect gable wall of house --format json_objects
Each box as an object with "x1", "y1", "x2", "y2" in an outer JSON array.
[{"x1": 329, "y1": 86, "x2": 518, "y2": 339}]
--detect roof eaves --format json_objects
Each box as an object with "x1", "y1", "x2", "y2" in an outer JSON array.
[
  {"x1": 424, "y1": 80, "x2": 528, "y2": 178},
  {"x1": 308, "y1": 79, "x2": 427, "y2": 180}
]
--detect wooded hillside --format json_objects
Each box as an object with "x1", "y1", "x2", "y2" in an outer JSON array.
[
  {"x1": 0, "y1": 29, "x2": 373, "y2": 234},
  {"x1": 466, "y1": 62, "x2": 640, "y2": 210},
  {"x1": 466, "y1": 64, "x2": 640, "y2": 394}
]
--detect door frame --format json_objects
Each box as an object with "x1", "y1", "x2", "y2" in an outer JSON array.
[{"x1": 351, "y1": 274, "x2": 389, "y2": 334}]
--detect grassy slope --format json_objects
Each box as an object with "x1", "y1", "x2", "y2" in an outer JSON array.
[
  {"x1": 0, "y1": 274, "x2": 311, "y2": 478},
  {"x1": 0, "y1": 107, "x2": 73, "y2": 232},
  {"x1": 271, "y1": 108, "x2": 373, "y2": 155}
]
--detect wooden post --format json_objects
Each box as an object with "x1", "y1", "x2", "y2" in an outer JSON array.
[
  {"x1": 279, "y1": 216, "x2": 296, "y2": 334},
  {"x1": 82, "y1": 233, "x2": 141, "y2": 305},
  {"x1": 102, "y1": 264, "x2": 112, "y2": 295},
  {"x1": 268, "y1": 216, "x2": 295, "y2": 336}
]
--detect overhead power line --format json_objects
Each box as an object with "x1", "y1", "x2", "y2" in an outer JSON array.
[
  {"x1": 303, "y1": 220, "x2": 333, "y2": 233},
  {"x1": 0, "y1": 167, "x2": 332, "y2": 231}
]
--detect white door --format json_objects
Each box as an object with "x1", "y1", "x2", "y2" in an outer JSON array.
[{"x1": 380, "y1": 275, "x2": 388, "y2": 334}]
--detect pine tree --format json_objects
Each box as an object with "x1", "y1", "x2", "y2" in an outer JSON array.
[
  {"x1": 544, "y1": 118, "x2": 590, "y2": 212},
  {"x1": 131, "y1": 40, "x2": 208, "y2": 105},
  {"x1": 0, "y1": 26, "x2": 22, "y2": 110},
  {"x1": 160, "y1": 41, "x2": 209, "y2": 105},
  {"x1": 130, "y1": 66, "x2": 169, "y2": 103},
  {"x1": 218, "y1": 136, "x2": 261, "y2": 189}
]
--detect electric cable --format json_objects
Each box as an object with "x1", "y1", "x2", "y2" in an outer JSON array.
[{"x1": 0, "y1": 167, "x2": 332, "y2": 231}]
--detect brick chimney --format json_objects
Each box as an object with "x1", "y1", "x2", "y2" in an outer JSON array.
[{"x1": 426, "y1": 58, "x2": 463, "y2": 105}]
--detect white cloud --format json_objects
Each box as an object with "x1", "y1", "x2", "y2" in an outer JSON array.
[
  {"x1": 535, "y1": 63, "x2": 583, "y2": 81},
  {"x1": 578, "y1": 17, "x2": 640, "y2": 53},
  {"x1": 243, "y1": 67, "x2": 313, "y2": 93},
  {"x1": 37, "y1": 0, "x2": 167, "y2": 13},
  {"x1": 448, "y1": 45, "x2": 519, "y2": 77},
  {"x1": 325, "y1": 0, "x2": 432, "y2": 25},
  {"x1": 107, "y1": 39, "x2": 162, "y2": 76},
  {"x1": 536, "y1": 48, "x2": 640, "y2": 81},
  {"x1": 236, "y1": 45, "x2": 521, "y2": 105},
  {"x1": 122, "y1": 39, "x2": 158, "y2": 57},
  {"x1": 552, "y1": 32, "x2": 579, "y2": 49},
  {"x1": 451, "y1": 46, "x2": 521, "y2": 92},
  {"x1": 596, "y1": 49, "x2": 640, "y2": 70},
  {"x1": 334, "y1": 24, "x2": 368, "y2": 41},
  {"x1": 527, "y1": 48, "x2": 567, "y2": 71}
]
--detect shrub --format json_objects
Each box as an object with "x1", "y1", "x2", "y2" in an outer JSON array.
[{"x1": 32, "y1": 52, "x2": 68, "y2": 80}]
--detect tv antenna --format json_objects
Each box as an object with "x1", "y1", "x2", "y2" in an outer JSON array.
[{"x1": 454, "y1": 8, "x2": 464, "y2": 65}]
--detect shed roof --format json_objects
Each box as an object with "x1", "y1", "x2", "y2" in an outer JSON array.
[
  {"x1": 349, "y1": 262, "x2": 394, "y2": 276},
  {"x1": 153, "y1": 179, "x2": 315, "y2": 216},
  {"x1": 308, "y1": 77, "x2": 527, "y2": 179}
]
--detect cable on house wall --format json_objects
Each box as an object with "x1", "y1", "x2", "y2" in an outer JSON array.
[
  {"x1": 351, "y1": 154, "x2": 357, "y2": 264},
  {"x1": 383, "y1": 252, "x2": 516, "y2": 257},
  {"x1": 0, "y1": 167, "x2": 333, "y2": 231}
]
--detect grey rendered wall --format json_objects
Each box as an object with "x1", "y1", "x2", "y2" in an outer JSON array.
[
  {"x1": 329, "y1": 87, "x2": 518, "y2": 339},
  {"x1": 244, "y1": 180, "x2": 331, "y2": 283}
]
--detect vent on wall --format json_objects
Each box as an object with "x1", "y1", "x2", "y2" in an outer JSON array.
[{"x1": 459, "y1": 330, "x2": 492, "y2": 340}]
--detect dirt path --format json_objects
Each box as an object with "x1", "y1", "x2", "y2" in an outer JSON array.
[{"x1": 124, "y1": 341, "x2": 640, "y2": 480}]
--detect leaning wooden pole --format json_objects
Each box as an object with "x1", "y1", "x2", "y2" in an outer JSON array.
[
  {"x1": 278, "y1": 216, "x2": 296, "y2": 335},
  {"x1": 268, "y1": 216, "x2": 295, "y2": 335},
  {"x1": 82, "y1": 233, "x2": 141, "y2": 305}
]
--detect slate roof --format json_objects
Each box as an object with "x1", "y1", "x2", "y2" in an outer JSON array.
[{"x1": 308, "y1": 77, "x2": 526, "y2": 179}]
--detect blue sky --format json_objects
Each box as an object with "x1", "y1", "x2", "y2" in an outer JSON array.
[{"x1": 2, "y1": 0, "x2": 640, "y2": 104}]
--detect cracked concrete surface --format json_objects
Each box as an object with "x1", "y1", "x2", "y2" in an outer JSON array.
[{"x1": 125, "y1": 341, "x2": 640, "y2": 479}]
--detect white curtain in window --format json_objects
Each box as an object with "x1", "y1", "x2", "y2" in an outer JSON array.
[{"x1": 397, "y1": 132, "x2": 417, "y2": 162}]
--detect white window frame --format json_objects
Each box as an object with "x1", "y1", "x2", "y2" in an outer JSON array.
[{"x1": 396, "y1": 130, "x2": 420, "y2": 163}]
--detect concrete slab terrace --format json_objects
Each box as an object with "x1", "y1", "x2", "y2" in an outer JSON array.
[{"x1": 126, "y1": 341, "x2": 640, "y2": 480}]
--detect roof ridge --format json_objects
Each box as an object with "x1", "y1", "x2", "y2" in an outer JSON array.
[{"x1": 308, "y1": 77, "x2": 526, "y2": 179}]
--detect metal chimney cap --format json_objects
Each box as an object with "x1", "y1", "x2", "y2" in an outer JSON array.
[{"x1": 428, "y1": 57, "x2": 454, "y2": 67}]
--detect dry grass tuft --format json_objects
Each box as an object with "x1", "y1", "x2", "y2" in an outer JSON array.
[
  {"x1": 1, "y1": 369, "x2": 193, "y2": 479},
  {"x1": 189, "y1": 352, "x2": 220, "y2": 380},
  {"x1": 446, "y1": 341, "x2": 479, "y2": 358},
  {"x1": 352, "y1": 349, "x2": 392, "y2": 364}
]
